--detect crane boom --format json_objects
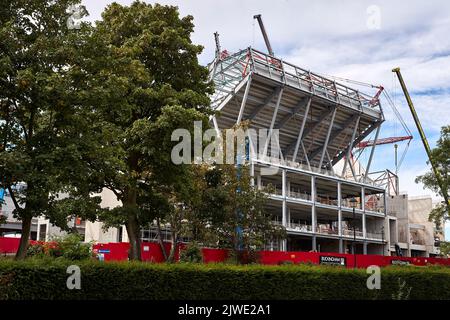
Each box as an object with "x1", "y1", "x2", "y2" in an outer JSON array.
[
  {"x1": 392, "y1": 67, "x2": 450, "y2": 215},
  {"x1": 356, "y1": 135, "x2": 412, "y2": 149},
  {"x1": 253, "y1": 14, "x2": 274, "y2": 56}
]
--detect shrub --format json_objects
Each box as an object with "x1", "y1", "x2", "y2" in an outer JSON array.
[
  {"x1": 225, "y1": 249, "x2": 261, "y2": 265},
  {"x1": 179, "y1": 242, "x2": 202, "y2": 263},
  {"x1": 30, "y1": 234, "x2": 92, "y2": 261},
  {"x1": 26, "y1": 243, "x2": 45, "y2": 258},
  {"x1": 1, "y1": 260, "x2": 450, "y2": 300},
  {"x1": 55, "y1": 234, "x2": 92, "y2": 261}
]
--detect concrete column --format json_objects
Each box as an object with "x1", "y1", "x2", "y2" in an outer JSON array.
[
  {"x1": 250, "y1": 161, "x2": 255, "y2": 186},
  {"x1": 337, "y1": 182, "x2": 342, "y2": 236},
  {"x1": 256, "y1": 174, "x2": 261, "y2": 190},
  {"x1": 282, "y1": 170, "x2": 287, "y2": 228},
  {"x1": 361, "y1": 187, "x2": 365, "y2": 211},
  {"x1": 287, "y1": 180, "x2": 291, "y2": 198},
  {"x1": 281, "y1": 170, "x2": 288, "y2": 252},
  {"x1": 339, "y1": 238, "x2": 343, "y2": 254},
  {"x1": 281, "y1": 239, "x2": 287, "y2": 251},
  {"x1": 363, "y1": 241, "x2": 368, "y2": 255},
  {"x1": 363, "y1": 213, "x2": 367, "y2": 238},
  {"x1": 361, "y1": 187, "x2": 367, "y2": 243},
  {"x1": 287, "y1": 207, "x2": 291, "y2": 228},
  {"x1": 311, "y1": 176, "x2": 316, "y2": 233},
  {"x1": 311, "y1": 175, "x2": 317, "y2": 252}
]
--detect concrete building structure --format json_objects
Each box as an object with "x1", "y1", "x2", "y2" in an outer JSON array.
[{"x1": 387, "y1": 194, "x2": 443, "y2": 257}]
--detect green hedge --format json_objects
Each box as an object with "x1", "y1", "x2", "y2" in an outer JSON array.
[{"x1": 1, "y1": 258, "x2": 450, "y2": 300}]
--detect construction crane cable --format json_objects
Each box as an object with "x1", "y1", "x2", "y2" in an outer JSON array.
[
  {"x1": 315, "y1": 73, "x2": 381, "y2": 89},
  {"x1": 397, "y1": 140, "x2": 411, "y2": 172},
  {"x1": 382, "y1": 90, "x2": 412, "y2": 137}
]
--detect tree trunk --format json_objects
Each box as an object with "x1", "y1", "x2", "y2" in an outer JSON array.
[
  {"x1": 125, "y1": 214, "x2": 141, "y2": 261},
  {"x1": 167, "y1": 230, "x2": 178, "y2": 263},
  {"x1": 15, "y1": 216, "x2": 32, "y2": 260},
  {"x1": 156, "y1": 217, "x2": 168, "y2": 261}
]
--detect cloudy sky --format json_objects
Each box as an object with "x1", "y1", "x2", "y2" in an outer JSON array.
[{"x1": 81, "y1": 0, "x2": 450, "y2": 236}]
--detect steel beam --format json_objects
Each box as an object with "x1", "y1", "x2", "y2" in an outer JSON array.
[
  {"x1": 301, "y1": 141, "x2": 311, "y2": 170},
  {"x1": 332, "y1": 119, "x2": 383, "y2": 166},
  {"x1": 246, "y1": 87, "x2": 280, "y2": 120},
  {"x1": 363, "y1": 122, "x2": 381, "y2": 182},
  {"x1": 308, "y1": 113, "x2": 358, "y2": 161},
  {"x1": 275, "y1": 96, "x2": 309, "y2": 129},
  {"x1": 291, "y1": 97, "x2": 312, "y2": 162},
  {"x1": 341, "y1": 116, "x2": 361, "y2": 176},
  {"x1": 236, "y1": 75, "x2": 252, "y2": 124},
  {"x1": 318, "y1": 107, "x2": 337, "y2": 168},
  {"x1": 212, "y1": 116, "x2": 220, "y2": 135},
  {"x1": 285, "y1": 105, "x2": 334, "y2": 157},
  {"x1": 214, "y1": 73, "x2": 251, "y2": 112},
  {"x1": 263, "y1": 87, "x2": 284, "y2": 156},
  {"x1": 326, "y1": 150, "x2": 335, "y2": 173}
]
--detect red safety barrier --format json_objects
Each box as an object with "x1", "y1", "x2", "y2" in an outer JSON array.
[
  {"x1": 202, "y1": 247, "x2": 229, "y2": 263},
  {"x1": 3, "y1": 237, "x2": 450, "y2": 268},
  {"x1": 141, "y1": 242, "x2": 185, "y2": 262},
  {"x1": 93, "y1": 242, "x2": 129, "y2": 261},
  {"x1": 0, "y1": 237, "x2": 20, "y2": 254}
]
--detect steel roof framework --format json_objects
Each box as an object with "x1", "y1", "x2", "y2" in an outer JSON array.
[{"x1": 209, "y1": 47, "x2": 385, "y2": 184}]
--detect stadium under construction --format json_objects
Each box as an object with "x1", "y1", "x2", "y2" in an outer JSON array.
[
  {"x1": 206, "y1": 16, "x2": 442, "y2": 257},
  {"x1": 1, "y1": 16, "x2": 444, "y2": 259}
]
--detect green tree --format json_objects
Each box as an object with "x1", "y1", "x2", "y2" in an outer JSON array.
[
  {"x1": 416, "y1": 125, "x2": 450, "y2": 227},
  {"x1": 0, "y1": 0, "x2": 102, "y2": 259},
  {"x1": 84, "y1": 1, "x2": 213, "y2": 260},
  {"x1": 439, "y1": 241, "x2": 450, "y2": 257},
  {"x1": 175, "y1": 163, "x2": 286, "y2": 258}
]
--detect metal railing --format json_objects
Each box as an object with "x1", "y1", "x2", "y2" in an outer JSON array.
[
  {"x1": 342, "y1": 228, "x2": 364, "y2": 238},
  {"x1": 366, "y1": 232, "x2": 383, "y2": 240},
  {"x1": 288, "y1": 190, "x2": 312, "y2": 201},
  {"x1": 316, "y1": 196, "x2": 339, "y2": 206},
  {"x1": 316, "y1": 224, "x2": 339, "y2": 235},
  {"x1": 210, "y1": 48, "x2": 382, "y2": 115},
  {"x1": 288, "y1": 223, "x2": 313, "y2": 232},
  {"x1": 249, "y1": 48, "x2": 381, "y2": 112}
]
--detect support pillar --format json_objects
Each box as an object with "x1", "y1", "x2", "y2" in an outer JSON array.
[
  {"x1": 362, "y1": 187, "x2": 366, "y2": 240},
  {"x1": 281, "y1": 169, "x2": 288, "y2": 252},
  {"x1": 311, "y1": 176, "x2": 317, "y2": 251}
]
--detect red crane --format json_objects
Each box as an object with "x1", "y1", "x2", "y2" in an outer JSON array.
[{"x1": 356, "y1": 135, "x2": 412, "y2": 149}]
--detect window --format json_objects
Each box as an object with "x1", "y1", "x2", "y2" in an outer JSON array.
[{"x1": 39, "y1": 224, "x2": 47, "y2": 241}]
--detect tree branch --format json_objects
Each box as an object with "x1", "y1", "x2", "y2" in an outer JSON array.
[{"x1": 7, "y1": 185, "x2": 21, "y2": 211}]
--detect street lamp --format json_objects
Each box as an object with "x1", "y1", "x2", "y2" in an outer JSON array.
[{"x1": 349, "y1": 197, "x2": 358, "y2": 268}]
